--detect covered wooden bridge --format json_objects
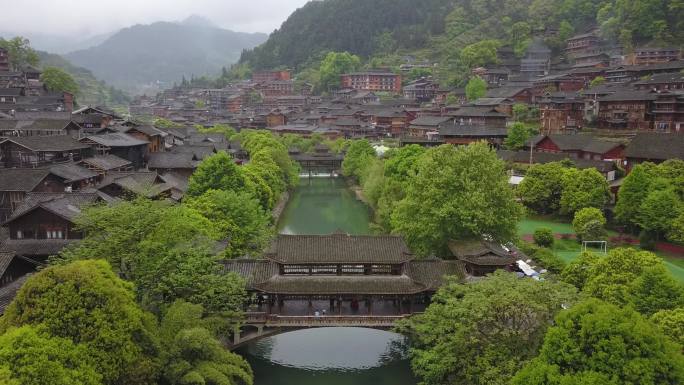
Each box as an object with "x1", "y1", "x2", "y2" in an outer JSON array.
[{"x1": 223, "y1": 233, "x2": 466, "y2": 346}]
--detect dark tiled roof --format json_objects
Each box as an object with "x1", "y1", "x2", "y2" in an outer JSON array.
[
  {"x1": 0, "y1": 252, "x2": 14, "y2": 278},
  {"x1": 0, "y1": 136, "x2": 90, "y2": 151},
  {"x1": 171, "y1": 145, "x2": 216, "y2": 160},
  {"x1": 598, "y1": 91, "x2": 657, "y2": 102},
  {"x1": 6, "y1": 192, "x2": 101, "y2": 224},
  {"x1": 439, "y1": 123, "x2": 508, "y2": 137},
  {"x1": 0, "y1": 119, "x2": 72, "y2": 132},
  {"x1": 49, "y1": 163, "x2": 98, "y2": 183},
  {"x1": 254, "y1": 274, "x2": 426, "y2": 295},
  {"x1": 448, "y1": 240, "x2": 517, "y2": 266},
  {"x1": 625, "y1": 133, "x2": 684, "y2": 160},
  {"x1": 0, "y1": 275, "x2": 28, "y2": 315},
  {"x1": 265, "y1": 234, "x2": 412, "y2": 264},
  {"x1": 0, "y1": 239, "x2": 75, "y2": 257},
  {"x1": 542, "y1": 134, "x2": 624, "y2": 154},
  {"x1": 0, "y1": 169, "x2": 50, "y2": 191},
  {"x1": 448, "y1": 106, "x2": 508, "y2": 118},
  {"x1": 486, "y1": 87, "x2": 529, "y2": 98},
  {"x1": 405, "y1": 260, "x2": 465, "y2": 290},
  {"x1": 148, "y1": 152, "x2": 197, "y2": 169},
  {"x1": 85, "y1": 133, "x2": 149, "y2": 147},
  {"x1": 80, "y1": 154, "x2": 132, "y2": 171},
  {"x1": 409, "y1": 116, "x2": 450, "y2": 127}
]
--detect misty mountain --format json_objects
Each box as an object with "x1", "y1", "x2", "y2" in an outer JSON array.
[
  {"x1": 65, "y1": 17, "x2": 267, "y2": 93},
  {"x1": 0, "y1": 30, "x2": 114, "y2": 54}
]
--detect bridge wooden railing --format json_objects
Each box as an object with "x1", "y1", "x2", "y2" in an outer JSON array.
[{"x1": 243, "y1": 312, "x2": 409, "y2": 327}]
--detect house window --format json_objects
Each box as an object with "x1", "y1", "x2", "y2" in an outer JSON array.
[
  {"x1": 16, "y1": 230, "x2": 23, "y2": 239},
  {"x1": 46, "y1": 230, "x2": 64, "y2": 239}
]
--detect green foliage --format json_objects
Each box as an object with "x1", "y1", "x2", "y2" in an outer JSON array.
[
  {"x1": 0, "y1": 37, "x2": 39, "y2": 71},
  {"x1": 562, "y1": 247, "x2": 684, "y2": 316},
  {"x1": 572, "y1": 207, "x2": 606, "y2": 242},
  {"x1": 504, "y1": 122, "x2": 532, "y2": 150},
  {"x1": 650, "y1": 308, "x2": 684, "y2": 347},
  {"x1": 589, "y1": 76, "x2": 606, "y2": 88},
  {"x1": 160, "y1": 301, "x2": 253, "y2": 385},
  {"x1": 460, "y1": 40, "x2": 501, "y2": 69},
  {"x1": 40, "y1": 66, "x2": 80, "y2": 96},
  {"x1": 512, "y1": 299, "x2": 684, "y2": 385},
  {"x1": 397, "y1": 272, "x2": 577, "y2": 385},
  {"x1": 153, "y1": 118, "x2": 184, "y2": 129},
  {"x1": 465, "y1": 76, "x2": 487, "y2": 101},
  {"x1": 518, "y1": 162, "x2": 568, "y2": 214},
  {"x1": 319, "y1": 51, "x2": 362, "y2": 91},
  {"x1": 533, "y1": 227, "x2": 555, "y2": 248},
  {"x1": 342, "y1": 139, "x2": 376, "y2": 179},
  {"x1": 512, "y1": 103, "x2": 530, "y2": 121},
  {"x1": 184, "y1": 189, "x2": 272, "y2": 258},
  {"x1": 560, "y1": 251, "x2": 601, "y2": 290},
  {"x1": 391, "y1": 143, "x2": 524, "y2": 256},
  {"x1": 616, "y1": 161, "x2": 684, "y2": 241},
  {"x1": 187, "y1": 152, "x2": 248, "y2": 197},
  {"x1": 0, "y1": 325, "x2": 101, "y2": 385},
  {"x1": 196, "y1": 124, "x2": 237, "y2": 140},
  {"x1": 58, "y1": 198, "x2": 249, "y2": 314},
  {"x1": 1, "y1": 260, "x2": 161, "y2": 385},
  {"x1": 559, "y1": 167, "x2": 609, "y2": 215}
]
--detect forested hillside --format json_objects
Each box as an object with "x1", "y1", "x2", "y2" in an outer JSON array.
[
  {"x1": 240, "y1": 0, "x2": 684, "y2": 74},
  {"x1": 37, "y1": 51, "x2": 130, "y2": 106},
  {"x1": 66, "y1": 19, "x2": 267, "y2": 93}
]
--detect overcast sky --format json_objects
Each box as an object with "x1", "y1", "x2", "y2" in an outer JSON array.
[{"x1": 2, "y1": 0, "x2": 311, "y2": 37}]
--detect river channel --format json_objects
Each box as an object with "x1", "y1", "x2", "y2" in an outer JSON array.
[{"x1": 236, "y1": 177, "x2": 417, "y2": 385}]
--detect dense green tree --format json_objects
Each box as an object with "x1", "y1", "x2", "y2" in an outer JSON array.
[
  {"x1": 589, "y1": 76, "x2": 606, "y2": 88},
  {"x1": 240, "y1": 131, "x2": 299, "y2": 189},
  {"x1": 637, "y1": 188, "x2": 682, "y2": 238},
  {"x1": 58, "y1": 198, "x2": 245, "y2": 314},
  {"x1": 465, "y1": 76, "x2": 487, "y2": 101},
  {"x1": 512, "y1": 299, "x2": 684, "y2": 385},
  {"x1": 629, "y1": 265, "x2": 684, "y2": 316},
  {"x1": 397, "y1": 272, "x2": 577, "y2": 385},
  {"x1": 196, "y1": 123, "x2": 236, "y2": 140},
  {"x1": 560, "y1": 251, "x2": 601, "y2": 290},
  {"x1": 579, "y1": 248, "x2": 680, "y2": 313},
  {"x1": 559, "y1": 167, "x2": 609, "y2": 215},
  {"x1": 342, "y1": 139, "x2": 376, "y2": 179},
  {"x1": 0, "y1": 326, "x2": 102, "y2": 385},
  {"x1": 319, "y1": 51, "x2": 362, "y2": 91},
  {"x1": 187, "y1": 152, "x2": 249, "y2": 197},
  {"x1": 518, "y1": 162, "x2": 568, "y2": 214},
  {"x1": 0, "y1": 37, "x2": 39, "y2": 71},
  {"x1": 160, "y1": 301, "x2": 253, "y2": 385},
  {"x1": 184, "y1": 189, "x2": 272, "y2": 258},
  {"x1": 651, "y1": 308, "x2": 684, "y2": 347},
  {"x1": 512, "y1": 103, "x2": 530, "y2": 121},
  {"x1": 615, "y1": 162, "x2": 657, "y2": 228},
  {"x1": 40, "y1": 67, "x2": 80, "y2": 96},
  {"x1": 391, "y1": 143, "x2": 523, "y2": 256},
  {"x1": 459, "y1": 40, "x2": 501, "y2": 69},
  {"x1": 504, "y1": 122, "x2": 532, "y2": 150},
  {"x1": 1, "y1": 260, "x2": 161, "y2": 385},
  {"x1": 533, "y1": 227, "x2": 555, "y2": 248},
  {"x1": 153, "y1": 118, "x2": 184, "y2": 129},
  {"x1": 572, "y1": 207, "x2": 606, "y2": 242}
]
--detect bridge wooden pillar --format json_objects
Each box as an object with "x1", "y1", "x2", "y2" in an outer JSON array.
[{"x1": 233, "y1": 324, "x2": 241, "y2": 345}]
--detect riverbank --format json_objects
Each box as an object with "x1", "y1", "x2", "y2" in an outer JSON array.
[{"x1": 271, "y1": 190, "x2": 290, "y2": 223}]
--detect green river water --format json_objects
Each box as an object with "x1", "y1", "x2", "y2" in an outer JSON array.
[{"x1": 236, "y1": 177, "x2": 418, "y2": 385}]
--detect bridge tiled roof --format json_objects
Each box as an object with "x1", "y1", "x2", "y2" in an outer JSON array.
[
  {"x1": 222, "y1": 258, "x2": 466, "y2": 295},
  {"x1": 265, "y1": 234, "x2": 413, "y2": 265},
  {"x1": 448, "y1": 240, "x2": 517, "y2": 266}
]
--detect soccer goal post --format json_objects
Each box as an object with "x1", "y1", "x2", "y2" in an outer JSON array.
[{"x1": 582, "y1": 240, "x2": 608, "y2": 254}]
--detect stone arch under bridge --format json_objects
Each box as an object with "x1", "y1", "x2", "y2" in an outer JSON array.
[{"x1": 230, "y1": 312, "x2": 409, "y2": 349}]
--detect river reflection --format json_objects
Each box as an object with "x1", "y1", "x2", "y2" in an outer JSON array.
[
  {"x1": 236, "y1": 328, "x2": 417, "y2": 385},
  {"x1": 277, "y1": 177, "x2": 372, "y2": 235}
]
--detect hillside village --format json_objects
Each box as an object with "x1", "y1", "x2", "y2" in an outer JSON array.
[
  {"x1": 0, "y1": 30, "x2": 683, "y2": 309},
  {"x1": 1, "y1": 0, "x2": 684, "y2": 381}
]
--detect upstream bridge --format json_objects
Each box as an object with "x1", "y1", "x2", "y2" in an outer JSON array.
[
  {"x1": 232, "y1": 312, "x2": 410, "y2": 347},
  {"x1": 289, "y1": 145, "x2": 344, "y2": 175}
]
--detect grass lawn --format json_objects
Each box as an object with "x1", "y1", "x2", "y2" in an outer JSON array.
[{"x1": 518, "y1": 215, "x2": 684, "y2": 282}]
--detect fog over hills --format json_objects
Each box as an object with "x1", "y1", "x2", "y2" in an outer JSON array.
[{"x1": 64, "y1": 16, "x2": 267, "y2": 93}]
